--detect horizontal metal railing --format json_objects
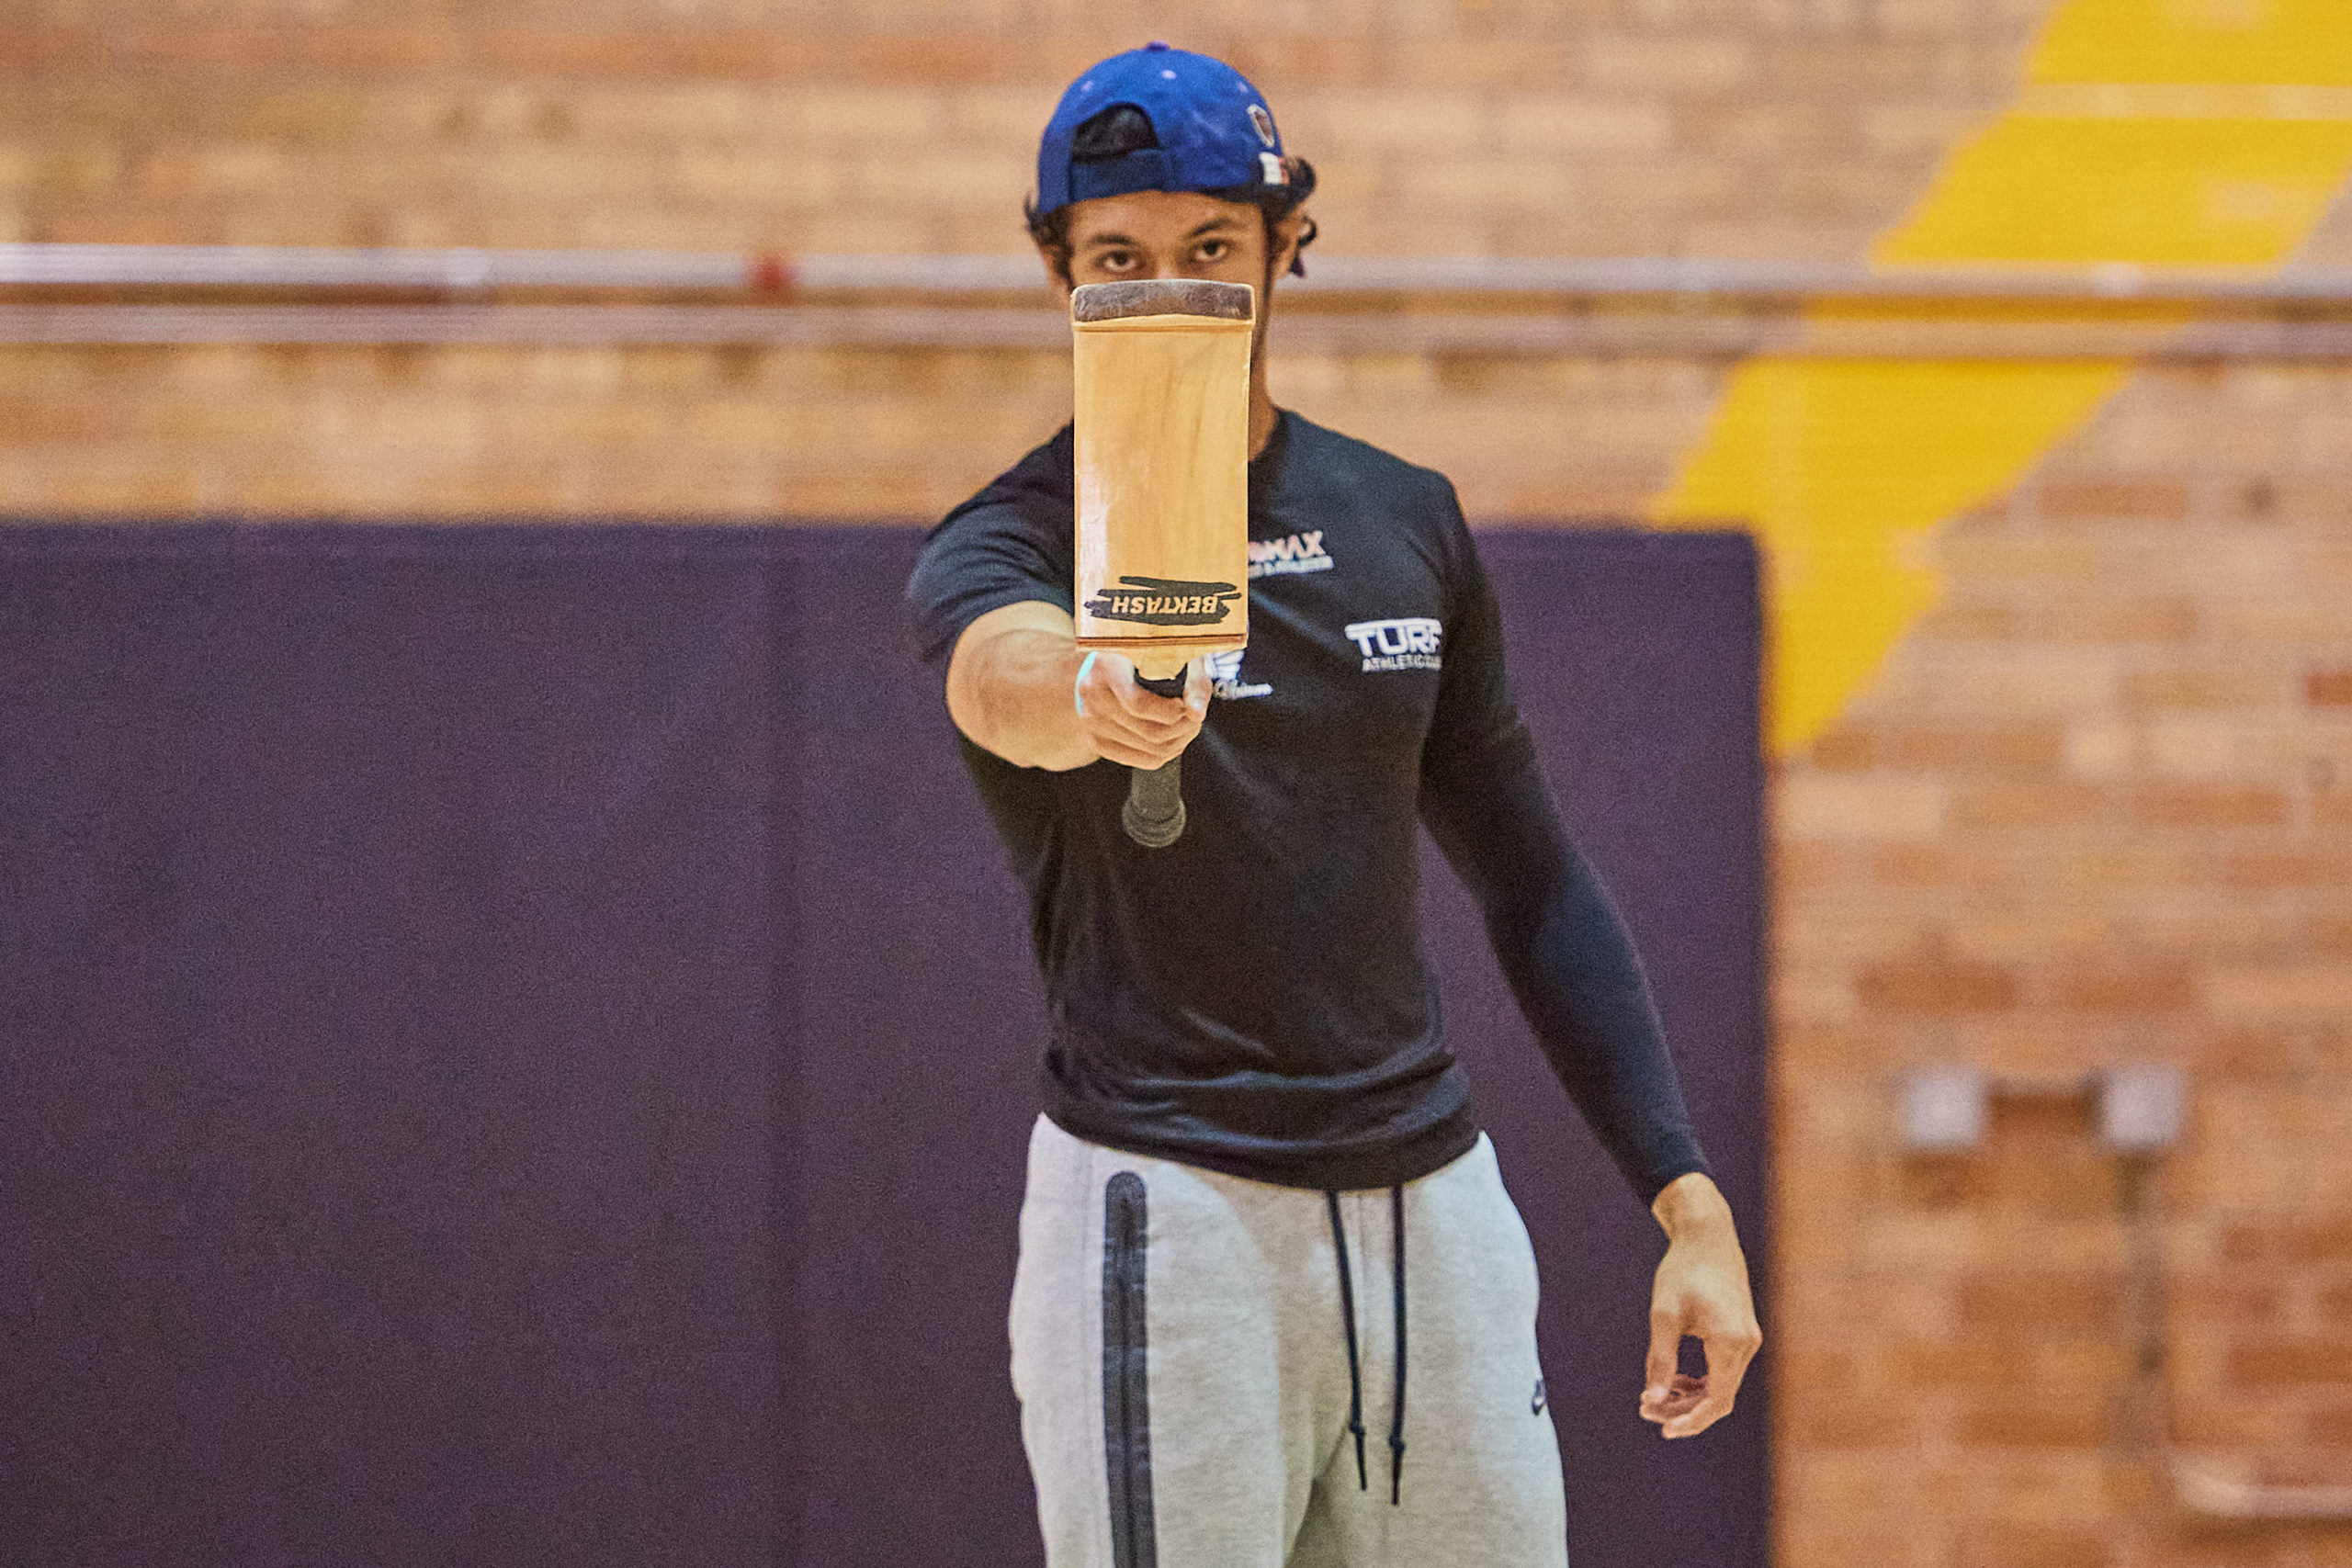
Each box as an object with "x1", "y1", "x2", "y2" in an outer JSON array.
[
  {"x1": 6, "y1": 243, "x2": 2352, "y2": 356},
  {"x1": 12, "y1": 243, "x2": 2352, "y2": 300},
  {"x1": 6, "y1": 302, "x2": 2350, "y2": 361}
]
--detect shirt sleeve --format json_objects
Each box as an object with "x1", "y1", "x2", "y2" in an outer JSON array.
[
  {"x1": 1417, "y1": 486, "x2": 1713, "y2": 1206},
  {"x1": 905, "y1": 494, "x2": 1076, "y2": 674}
]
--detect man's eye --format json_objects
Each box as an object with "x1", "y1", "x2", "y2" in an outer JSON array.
[
  {"x1": 1196, "y1": 240, "x2": 1231, "y2": 262},
  {"x1": 1098, "y1": 252, "x2": 1136, "y2": 273}
]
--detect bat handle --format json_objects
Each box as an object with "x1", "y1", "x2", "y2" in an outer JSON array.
[{"x1": 1123, "y1": 666, "x2": 1190, "y2": 849}]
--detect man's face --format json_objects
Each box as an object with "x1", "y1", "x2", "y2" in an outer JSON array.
[
  {"x1": 1052, "y1": 190, "x2": 1297, "y2": 293},
  {"x1": 1049, "y1": 189, "x2": 1301, "y2": 365}
]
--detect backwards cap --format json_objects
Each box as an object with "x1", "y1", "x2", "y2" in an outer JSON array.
[{"x1": 1035, "y1": 42, "x2": 1301, "y2": 218}]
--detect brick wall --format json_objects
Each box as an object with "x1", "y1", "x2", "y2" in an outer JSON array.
[
  {"x1": 0, "y1": 0, "x2": 2052, "y2": 521},
  {"x1": 5, "y1": 2, "x2": 2050, "y2": 256},
  {"x1": 1781, "y1": 363, "x2": 2352, "y2": 1568},
  {"x1": 7, "y1": 6, "x2": 2352, "y2": 1567}
]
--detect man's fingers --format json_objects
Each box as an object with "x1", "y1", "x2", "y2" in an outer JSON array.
[
  {"x1": 1104, "y1": 680, "x2": 1198, "y2": 736},
  {"x1": 1663, "y1": 1385, "x2": 1736, "y2": 1438},
  {"x1": 1694, "y1": 1314, "x2": 1761, "y2": 1419},
  {"x1": 1076, "y1": 654, "x2": 1207, "y2": 768},
  {"x1": 1637, "y1": 1372, "x2": 1705, "y2": 1425},
  {"x1": 1111, "y1": 683, "x2": 1195, "y2": 728},
  {"x1": 1098, "y1": 735, "x2": 1184, "y2": 769},
  {"x1": 1704, "y1": 1316, "x2": 1761, "y2": 1397},
  {"x1": 1091, "y1": 702, "x2": 1199, "y2": 764},
  {"x1": 1643, "y1": 1314, "x2": 1680, "y2": 1406},
  {"x1": 1091, "y1": 713, "x2": 1187, "y2": 767},
  {"x1": 1091, "y1": 708, "x2": 1200, "y2": 768},
  {"x1": 1662, "y1": 1406, "x2": 1719, "y2": 1438},
  {"x1": 1080, "y1": 656, "x2": 1184, "y2": 728},
  {"x1": 1660, "y1": 1325, "x2": 1762, "y2": 1438},
  {"x1": 1098, "y1": 703, "x2": 1194, "y2": 745}
]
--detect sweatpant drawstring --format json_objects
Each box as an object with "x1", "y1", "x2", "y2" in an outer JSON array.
[
  {"x1": 1324, "y1": 1190, "x2": 1369, "y2": 1493},
  {"x1": 1327, "y1": 1186, "x2": 1408, "y2": 1506}
]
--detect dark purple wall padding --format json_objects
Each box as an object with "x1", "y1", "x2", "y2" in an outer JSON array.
[{"x1": 0, "y1": 524, "x2": 1763, "y2": 1568}]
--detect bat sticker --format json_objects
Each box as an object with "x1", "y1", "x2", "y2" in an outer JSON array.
[{"x1": 1083, "y1": 575, "x2": 1243, "y2": 627}]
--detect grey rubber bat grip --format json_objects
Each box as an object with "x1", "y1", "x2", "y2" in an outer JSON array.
[
  {"x1": 1122, "y1": 760, "x2": 1186, "y2": 848},
  {"x1": 1122, "y1": 664, "x2": 1191, "y2": 848}
]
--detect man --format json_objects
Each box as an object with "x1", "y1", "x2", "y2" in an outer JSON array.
[{"x1": 907, "y1": 42, "x2": 1759, "y2": 1567}]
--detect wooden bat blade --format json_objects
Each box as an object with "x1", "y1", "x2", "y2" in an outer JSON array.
[{"x1": 1071, "y1": 280, "x2": 1255, "y2": 680}]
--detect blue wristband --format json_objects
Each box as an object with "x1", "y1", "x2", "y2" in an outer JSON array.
[{"x1": 1074, "y1": 649, "x2": 1098, "y2": 717}]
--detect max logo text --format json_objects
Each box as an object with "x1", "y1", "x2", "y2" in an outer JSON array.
[
  {"x1": 1084, "y1": 575, "x2": 1243, "y2": 627},
  {"x1": 1248, "y1": 531, "x2": 1333, "y2": 579}
]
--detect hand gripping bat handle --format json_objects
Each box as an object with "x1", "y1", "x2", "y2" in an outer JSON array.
[{"x1": 1122, "y1": 667, "x2": 1190, "y2": 849}]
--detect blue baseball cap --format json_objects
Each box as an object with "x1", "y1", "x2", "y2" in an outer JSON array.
[{"x1": 1035, "y1": 42, "x2": 1295, "y2": 218}]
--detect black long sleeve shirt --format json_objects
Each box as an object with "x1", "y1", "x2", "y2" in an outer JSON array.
[{"x1": 907, "y1": 410, "x2": 1710, "y2": 1201}]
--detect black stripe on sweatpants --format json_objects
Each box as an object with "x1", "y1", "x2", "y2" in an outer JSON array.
[{"x1": 1102, "y1": 1171, "x2": 1156, "y2": 1568}]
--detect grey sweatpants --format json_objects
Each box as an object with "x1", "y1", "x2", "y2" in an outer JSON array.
[{"x1": 1009, "y1": 1116, "x2": 1571, "y2": 1568}]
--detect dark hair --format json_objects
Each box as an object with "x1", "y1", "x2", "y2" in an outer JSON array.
[{"x1": 1023, "y1": 157, "x2": 1320, "y2": 285}]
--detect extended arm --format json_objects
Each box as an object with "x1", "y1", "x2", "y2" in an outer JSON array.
[{"x1": 945, "y1": 600, "x2": 1208, "y2": 771}]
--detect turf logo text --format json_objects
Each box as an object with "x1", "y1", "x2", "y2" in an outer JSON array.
[{"x1": 1344, "y1": 617, "x2": 1443, "y2": 672}]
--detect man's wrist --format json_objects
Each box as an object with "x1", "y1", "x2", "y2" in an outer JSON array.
[{"x1": 1650, "y1": 1170, "x2": 1735, "y2": 1243}]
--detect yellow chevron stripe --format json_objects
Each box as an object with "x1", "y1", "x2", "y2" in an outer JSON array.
[
  {"x1": 1656, "y1": 361, "x2": 2127, "y2": 753},
  {"x1": 1875, "y1": 116, "x2": 2352, "y2": 268},
  {"x1": 2031, "y1": 0, "x2": 2352, "y2": 85},
  {"x1": 1655, "y1": 0, "x2": 2352, "y2": 754}
]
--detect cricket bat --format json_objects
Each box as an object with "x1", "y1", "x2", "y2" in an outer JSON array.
[{"x1": 1070, "y1": 277, "x2": 1255, "y2": 848}]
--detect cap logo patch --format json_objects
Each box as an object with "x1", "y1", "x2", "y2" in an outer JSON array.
[{"x1": 1249, "y1": 104, "x2": 1276, "y2": 147}]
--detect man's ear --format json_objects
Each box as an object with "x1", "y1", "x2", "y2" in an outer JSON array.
[{"x1": 1269, "y1": 208, "x2": 1309, "y2": 280}]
